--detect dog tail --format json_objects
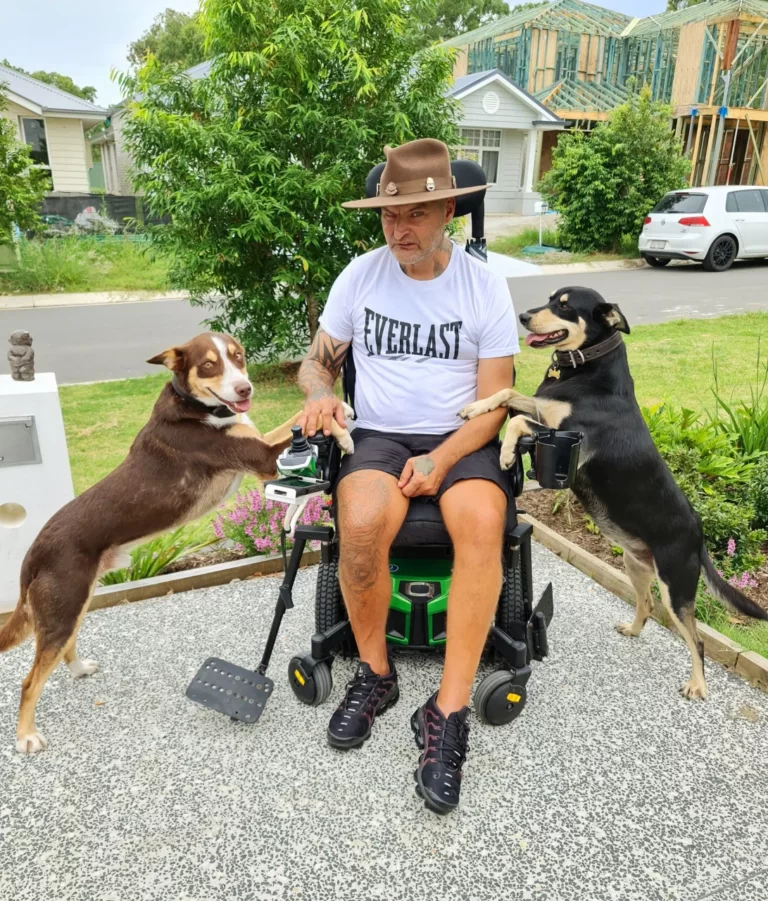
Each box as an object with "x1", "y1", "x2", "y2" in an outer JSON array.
[
  {"x1": 700, "y1": 547, "x2": 768, "y2": 621},
  {"x1": 0, "y1": 595, "x2": 32, "y2": 654}
]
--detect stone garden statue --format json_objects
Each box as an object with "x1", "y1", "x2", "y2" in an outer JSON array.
[{"x1": 8, "y1": 330, "x2": 35, "y2": 381}]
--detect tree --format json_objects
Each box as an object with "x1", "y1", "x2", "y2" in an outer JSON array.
[
  {"x1": 127, "y1": 9, "x2": 207, "y2": 70},
  {"x1": 413, "y1": 0, "x2": 510, "y2": 42},
  {"x1": 121, "y1": 0, "x2": 460, "y2": 360},
  {"x1": 0, "y1": 87, "x2": 48, "y2": 240},
  {"x1": 665, "y1": 0, "x2": 701, "y2": 10},
  {"x1": 538, "y1": 86, "x2": 690, "y2": 253},
  {"x1": 1, "y1": 59, "x2": 97, "y2": 103}
]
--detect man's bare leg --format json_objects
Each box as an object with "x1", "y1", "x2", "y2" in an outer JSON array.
[
  {"x1": 438, "y1": 479, "x2": 506, "y2": 713},
  {"x1": 337, "y1": 470, "x2": 409, "y2": 675}
]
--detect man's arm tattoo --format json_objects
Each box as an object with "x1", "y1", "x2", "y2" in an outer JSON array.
[{"x1": 298, "y1": 329, "x2": 350, "y2": 400}]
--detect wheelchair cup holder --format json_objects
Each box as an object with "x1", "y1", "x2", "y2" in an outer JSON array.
[{"x1": 518, "y1": 429, "x2": 582, "y2": 490}]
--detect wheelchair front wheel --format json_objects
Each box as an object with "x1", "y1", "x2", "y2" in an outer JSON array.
[
  {"x1": 288, "y1": 656, "x2": 333, "y2": 707},
  {"x1": 475, "y1": 670, "x2": 527, "y2": 726}
]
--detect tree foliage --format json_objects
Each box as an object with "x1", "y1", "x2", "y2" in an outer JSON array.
[
  {"x1": 665, "y1": 0, "x2": 702, "y2": 10},
  {"x1": 121, "y1": 0, "x2": 460, "y2": 360},
  {"x1": 413, "y1": 0, "x2": 511, "y2": 42},
  {"x1": 127, "y1": 9, "x2": 207, "y2": 70},
  {"x1": 1, "y1": 59, "x2": 97, "y2": 103},
  {"x1": 539, "y1": 87, "x2": 690, "y2": 253},
  {"x1": 0, "y1": 87, "x2": 48, "y2": 239}
]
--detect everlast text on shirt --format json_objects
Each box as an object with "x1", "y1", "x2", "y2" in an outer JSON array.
[{"x1": 363, "y1": 307, "x2": 463, "y2": 359}]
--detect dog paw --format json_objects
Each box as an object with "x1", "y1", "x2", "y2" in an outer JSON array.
[
  {"x1": 459, "y1": 401, "x2": 487, "y2": 421},
  {"x1": 342, "y1": 402, "x2": 355, "y2": 421},
  {"x1": 680, "y1": 679, "x2": 708, "y2": 700},
  {"x1": 337, "y1": 431, "x2": 355, "y2": 455},
  {"x1": 500, "y1": 446, "x2": 517, "y2": 471},
  {"x1": 615, "y1": 622, "x2": 641, "y2": 638},
  {"x1": 69, "y1": 658, "x2": 100, "y2": 679},
  {"x1": 16, "y1": 731, "x2": 48, "y2": 755}
]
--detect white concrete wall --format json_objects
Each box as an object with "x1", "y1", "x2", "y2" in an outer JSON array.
[
  {"x1": 45, "y1": 116, "x2": 90, "y2": 193},
  {"x1": 0, "y1": 374, "x2": 75, "y2": 613}
]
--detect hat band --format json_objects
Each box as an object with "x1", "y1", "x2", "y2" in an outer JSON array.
[{"x1": 376, "y1": 174, "x2": 457, "y2": 197}]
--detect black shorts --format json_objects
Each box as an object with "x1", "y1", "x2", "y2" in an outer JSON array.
[{"x1": 337, "y1": 428, "x2": 510, "y2": 502}]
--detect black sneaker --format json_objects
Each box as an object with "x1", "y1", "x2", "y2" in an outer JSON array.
[
  {"x1": 327, "y1": 660, "x2": 399, "y2": 749},
  {"x1": 411, "y1": 693, "x2": 470, "y2": 814}
]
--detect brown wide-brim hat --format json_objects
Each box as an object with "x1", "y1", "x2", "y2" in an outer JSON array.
[{"x1": 342, "y1": 138, "x2": 490, "y2": 209}]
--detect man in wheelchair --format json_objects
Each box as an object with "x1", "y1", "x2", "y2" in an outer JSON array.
[{"x1": 297, "y1": 138, "x2": 521, "y2": 813}]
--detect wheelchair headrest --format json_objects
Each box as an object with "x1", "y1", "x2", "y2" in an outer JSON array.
[{"x1": 364, "y1": 158, "x2": 487, "y2": 216}]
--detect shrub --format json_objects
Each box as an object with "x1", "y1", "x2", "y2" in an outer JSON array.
[
  {"x1": 121, "y1": 0, "x2": 461, "y2": 361},
  {"x1": 539, "y1": 86, "x2": 689, "y2": 252},
  {"x1": 749, "y1": 456, "x2": 768, "y2": 530},
  {"x1": 213, "y1": 489, "x2": 327, "y2": 557},
  {"x1": 99, "y1": 525, "x2": 217, "y2": 585},
  {"x1": 642, "y1": 403, "x2": 765, "y2": 567}
]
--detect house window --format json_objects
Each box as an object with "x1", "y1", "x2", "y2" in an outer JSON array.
[
  {"x1": 459, "y1": 128, "x2": 501, "y2": 184},
  {"x1": 21, "y1": 118, "x2": 50, "y2": 167}
]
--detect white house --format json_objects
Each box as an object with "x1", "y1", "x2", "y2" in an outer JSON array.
[
  {"x1": 0, "y1": 64, "x2": 107, "y2": 194},
  {"x1": 450, "y1": 69, "x2": 566, "y2": 215}
]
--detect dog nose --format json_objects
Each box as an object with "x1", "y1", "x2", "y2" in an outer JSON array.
[
  {"x1": 519, "y1": 312, "x2": 531, "y2": 327},
  {"x1": 235, "y1": 382, "x2": 252, "y2": 399}
]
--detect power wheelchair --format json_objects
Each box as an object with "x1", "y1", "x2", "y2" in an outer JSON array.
[{"x1": 186, "y1": 159, "x2": 580, "y2": 728}]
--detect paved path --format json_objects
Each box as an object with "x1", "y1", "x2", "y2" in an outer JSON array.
[
  {"x1": 1, "y1": 548, "x2": 767, "y2": 901},
  {"x1": 2, "y1": 262, "x2": 768, "y2": 383}
]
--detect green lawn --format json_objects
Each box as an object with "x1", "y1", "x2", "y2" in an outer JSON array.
[
  {"x1": 489, "y1": 227, "x2": 639, "y2": 265},
  {"x1": 0, "y1": 237, "x2": 170, "y2": 295}
]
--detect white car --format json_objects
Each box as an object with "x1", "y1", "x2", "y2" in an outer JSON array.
[{"x1": 638, "y1": 185, "x2": 768, "y2": 272}]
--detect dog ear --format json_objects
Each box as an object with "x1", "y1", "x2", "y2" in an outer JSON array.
[
  {"x1": 596, "y1": 302, "x2": 630, "y2": 334},
  {"x1": 147, "y1": 347, "x2": 184, "y2": 371}
]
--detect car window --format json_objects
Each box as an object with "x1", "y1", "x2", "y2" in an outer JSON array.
[
  {"x1": 652, "y1": 193, "x2": 708, "y2": 214},
  {"x1": 729, "y1": 190, "x2": 766, "y2": 213}
]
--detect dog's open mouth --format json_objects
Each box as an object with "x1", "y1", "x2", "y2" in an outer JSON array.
[
  {"x1": 210, "y1": 389, "x2": 251, "y2": 414},
  {"x1": 525, "y1": 329, "x2": 567, "y2": 348}
]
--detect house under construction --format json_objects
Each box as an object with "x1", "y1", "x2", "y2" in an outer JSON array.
[{"x1": 445, "y1": 0, "x2": 768, "y2": 188}]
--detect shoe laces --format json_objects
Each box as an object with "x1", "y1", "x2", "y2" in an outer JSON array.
[
  {"x1": 341, "y1": 666, "x2": 382, "y2": 712},
  {"x1": 427, "y1": 710, "x2": 469, "y2": 771}
]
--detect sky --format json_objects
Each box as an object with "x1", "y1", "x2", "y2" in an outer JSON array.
[{"x1": 3, "y1": 0, "x2": 668, "y2": 110}]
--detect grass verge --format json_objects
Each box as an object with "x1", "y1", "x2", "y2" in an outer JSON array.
[
  {"x1": 489, "y1": 227, "x2": 640, "y2": 265},
  {"x1": 0, "y1": 237, "x2": 170, "y2": 294}
]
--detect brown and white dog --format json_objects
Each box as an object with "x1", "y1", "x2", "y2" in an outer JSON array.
[{"x1": 0, "y1": 332, "x2": 353, "y2": 755}]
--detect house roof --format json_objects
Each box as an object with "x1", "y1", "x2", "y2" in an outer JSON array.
[
  {"x1": 449, "y1": 68, "x2": 565, "y2": 124},
  {"x1": 443, "y1": 0, "x2": 633, "y2": 48},
  {"x1": 536, "y1": 76, "x2": 628, "y2": 113},
  {"x1": 0, "y1": 63, "x2": 106, "y2": 117},
  {"x1": 625, "y1": 0, "x2": 768, "y2": 36}
]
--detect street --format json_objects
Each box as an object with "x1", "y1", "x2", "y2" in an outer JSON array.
[{"x1": 2, "y1": 261, "x2": 768, "y2": 384}]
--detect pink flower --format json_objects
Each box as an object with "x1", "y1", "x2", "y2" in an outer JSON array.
[
  {"x1": 213, "y1": 518, "x2": 225, "y2": 540},
  {"x1": 727, "y1": 538, "x2": 736, "y2": 557}
]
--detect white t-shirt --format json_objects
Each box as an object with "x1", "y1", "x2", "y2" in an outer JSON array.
[{"x1": 319, "y1": 243, "x2": 520, "y2": 434}]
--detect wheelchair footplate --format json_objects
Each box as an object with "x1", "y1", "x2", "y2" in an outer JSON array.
[
  {"x1": 528, "y1": 583, "x2": 553, "y2": 661},
  {"x1": 186, "y1": 658, "x2": 274, "y2": 723}
]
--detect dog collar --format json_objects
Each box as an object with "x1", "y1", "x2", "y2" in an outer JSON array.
[
  {"x1": 546, "y1": 331, "x2": 624, "y2": 380},
  {"x1": 171, "y1": 376, "x2": 236, "y2": 419}
]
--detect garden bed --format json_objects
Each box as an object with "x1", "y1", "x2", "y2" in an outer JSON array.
[{"x1": 522, "y1": 488, "x2": 768, "y2": 626}]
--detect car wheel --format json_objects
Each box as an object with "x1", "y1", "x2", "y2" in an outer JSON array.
[
  {"x1": 642, "y1": 254, "x2": 670, "y2": 268},
  {"x1": 703, "y1": 235, "x2": 737, "y2": 272}
]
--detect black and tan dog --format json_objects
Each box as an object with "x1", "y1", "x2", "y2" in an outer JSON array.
[
  {"x1": 0, "y1": 332, "x2": 353, "y2": 755},
  {"x1": 460, "y1": 287, "x2": 768, "y2": 699}
]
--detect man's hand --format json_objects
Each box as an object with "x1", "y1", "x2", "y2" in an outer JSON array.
[
  {"x1": 297, "y1": 329, "x2": 351, "y2": 437},
  {"x1": 298, "y1": 390, "x2": 347, "y2": 438},
  {"x1": 398, "y1": 454, "x2": 448, "y2": 498}
]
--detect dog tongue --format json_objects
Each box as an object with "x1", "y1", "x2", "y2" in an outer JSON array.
[
  {"x1": 525, "y1": 333, "x2": 550, "y2": 346},
  {"x1": 232, "y1": 399, "x2": 251, "y2": 413}
]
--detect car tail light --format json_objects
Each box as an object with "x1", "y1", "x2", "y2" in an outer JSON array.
[
  {"x1": 643, "y1": 216, "x2": 652, "y2": 225},
  {"x1": 679, "y1": 216, "x2": 710, "y2": 227}
]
